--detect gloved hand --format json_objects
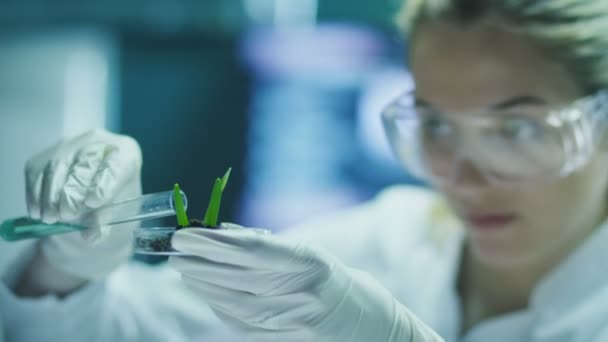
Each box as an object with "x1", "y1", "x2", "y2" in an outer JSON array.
[
  {"x1": 25, "y1": 129, "x2": 142, "y2": 281},
  {"x1": 169, "y1": 226, "x2": 444, "y2": 342}
]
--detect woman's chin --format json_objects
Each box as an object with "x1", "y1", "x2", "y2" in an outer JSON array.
[{"x1": 467, "y1": 232, "x2": 537, "y2": 268}]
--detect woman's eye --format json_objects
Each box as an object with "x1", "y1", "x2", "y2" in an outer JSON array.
[
  {"x1": 422, "y1": 116, "x2": 453, "y2": 140},
  {"x1": 499, "y1": 118, "x2": 541, "y2": 141}
]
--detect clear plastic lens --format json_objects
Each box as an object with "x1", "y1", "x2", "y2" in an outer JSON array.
[
  {"x1": 473, "y1": 123, "x2": 567, "y2": 181},
  {"x1": 387, "y1": 114, "x2": 571, "y2": 184},
  {"x1": 382, "y1": 91, "x2": 608, "y2": 186}
]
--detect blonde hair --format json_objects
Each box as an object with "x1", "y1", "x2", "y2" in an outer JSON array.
[{"x1": 397, "y1": 0, "x2": 608, "y2": 94}]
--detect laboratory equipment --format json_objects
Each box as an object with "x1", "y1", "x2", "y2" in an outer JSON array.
[
  {"x1": 0, "y1": 189, "x2": 188, "y2": 241},
  {"x1": 134, "y1": 224, "x2": 271, "y2": 256}
]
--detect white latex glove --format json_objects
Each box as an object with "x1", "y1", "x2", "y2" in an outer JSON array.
[
  {"x1": 25, "y1": 129, "x2": 142, "y2": 281},
  {"x1": 169, "y1": 226, "x2": 444, "y2": 342}
]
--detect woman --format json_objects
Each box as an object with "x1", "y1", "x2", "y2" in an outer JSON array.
[{"x1": 169, "y1": 0, "x2": 608, "y2": 340}]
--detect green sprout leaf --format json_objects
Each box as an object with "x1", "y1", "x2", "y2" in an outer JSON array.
[
  {"x1": 173, "y1": 183, "x2": 189, "y2": 227},
  {"x1": 220, "y1": 167, "x2": 232, "y2": 191},
  {"x1": 203, "y1": 167, "x2": 232, "y2": 227}
]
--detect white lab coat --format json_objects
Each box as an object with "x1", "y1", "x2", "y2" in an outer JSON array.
[
  {"x1": 285, "y1": 186, "x2": 608, "y2": 341},
  {"x1": 3, "y1": 185, "x2": 608, "y2": 341},
  {"x1": 0, "y1": 245, "x2": 241, "y2": 341}
]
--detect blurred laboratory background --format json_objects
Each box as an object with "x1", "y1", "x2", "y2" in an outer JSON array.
[{"x1": 0, "y1": 0, "x2": 423, "y2": 243}]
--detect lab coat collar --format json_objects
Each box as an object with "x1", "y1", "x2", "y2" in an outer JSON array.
[
  {"x1": 454, "y1": 222, "x2": 608, "y2": 341},
  {"x1": 531, "y1": 221, "x2": 608, "y2": 318}
]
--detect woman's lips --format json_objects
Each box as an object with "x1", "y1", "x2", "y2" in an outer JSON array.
[{"x1": 466, "y1": 213, "x2": 517, "y2": 230}]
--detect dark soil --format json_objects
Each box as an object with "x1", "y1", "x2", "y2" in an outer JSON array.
[
  {"x1": 176, "y1": 219, "x2": 219, "y2": 230},
  {"x1": 135, "y1": 219, "x2": 220, "y2": 253},
  {"x1": 135, "y1": 232, "x2": 174, "y2": 253}
]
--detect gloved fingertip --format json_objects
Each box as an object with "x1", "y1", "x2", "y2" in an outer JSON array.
[
  {"x1": 174, "y1": 228, "x2": 208, "y2": 237},
  {"x1": 171, "y1": 230, "x2": 192, "y2": 250},
  {"x1": 97, "y1": 225, "x2": 112, "y2": 242},
  {"x1": 219, "y1": 223, "x2": 268, "y2": 236},
  {"x1": 59, "y1": 209, "x2": 79, "y2": 223},
  {"x1": 59, "y1": 188, "x2": 86, "y2": 222},
  {"x1": 29, "y1": 210, "x2": 41, "y2": 220},
  {"x1": 86, "y1": 168, "x2": 114, "y2": 208},
  {"x1": 84, "y1": 193, "x2": 104, "y2": 209},
  {"x1": 219, "y1": 222, "x2": 245, "y2": 230},
  {"x1": 41, "y1": 213, "x2": 59, "y2": 224},
  {"x1": 171, "y1": 228, "x2": 210, "y2": 252},
  {"x1": 167, "y1": 255, "x2": 186, "y2": 270},
  {"x1": 81, "y1": 227, "x2": 102, "y2": 244},
  {"x1": 81, "y1": 229, "x2": 95, "y2": 242}
]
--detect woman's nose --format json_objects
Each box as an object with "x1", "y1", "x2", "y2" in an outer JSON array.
[{"x1": 446, "y1": 157, "x2": 489, "y2": 196}]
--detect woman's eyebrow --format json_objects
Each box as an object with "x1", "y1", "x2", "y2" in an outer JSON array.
[
  {"x1": 491, "y1": 96, "x2": 547, "y2": 110},
  {"x1": 414, "y1": 95, "x2": 546, "y2": 112}
]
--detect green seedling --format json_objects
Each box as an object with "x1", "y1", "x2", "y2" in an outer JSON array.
[
  {"x1": 135, "y1": 169, "x2": 234, "y2": 255},
  {"x1": 173, "y1": 183, "x2": 190, "y2": 227},
  {"x1": 203, "y1": 167, "x2": 232, "y2": 227}
]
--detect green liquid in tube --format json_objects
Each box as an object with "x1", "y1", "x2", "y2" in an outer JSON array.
[{"x1": 0, "y1": 217, "x2": 87, "y2": 241}]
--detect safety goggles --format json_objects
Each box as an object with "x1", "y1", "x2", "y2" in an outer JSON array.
[{"x1": 382, "y1": 90, "x2": 608, "y2": 187}]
